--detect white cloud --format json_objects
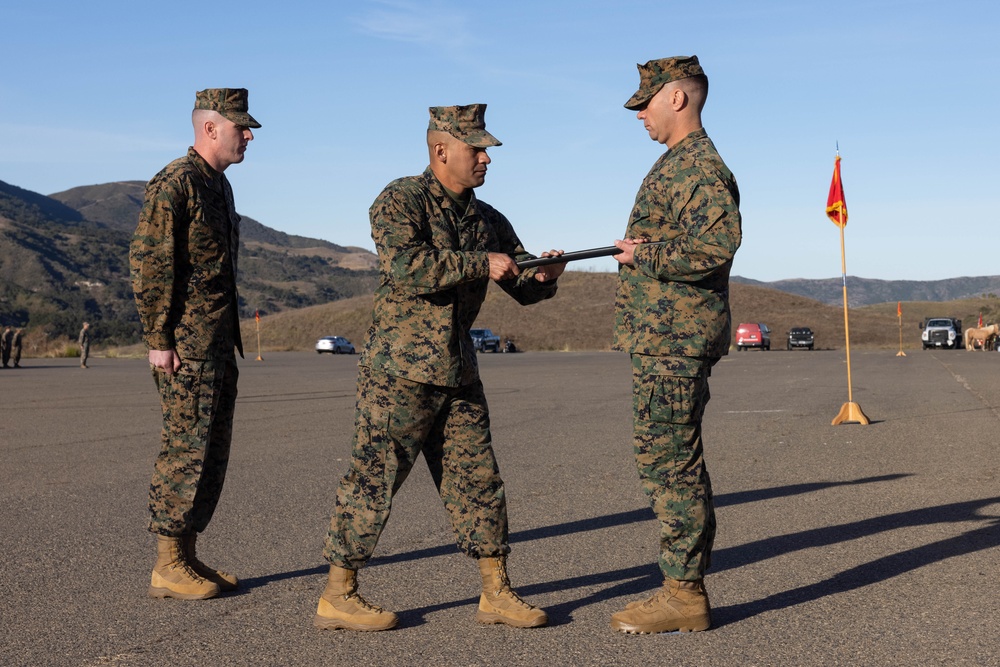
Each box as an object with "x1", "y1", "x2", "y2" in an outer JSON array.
[{"x1": 350, "y1": 0, "x2": 472, "y2": 51}]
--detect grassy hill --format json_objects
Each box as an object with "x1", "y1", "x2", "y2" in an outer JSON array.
[
  {"x1": 47, "y1": 181, "x2": 380, "y2": 318},
  {"x1": 0, "y1": 179, "x2": 380, "y2": 346},
  {"x1": 46, "y1": 181, "x2": 147, "y2": 233},
  {"x1": 0, "y1": 180, "x2": 138, "y2": 342},
  {"x1": 245, "y1": 271, "x2": 1000, "y2": 354},
  {"x1": 7, "y1": 178, "x2": 1000, "y2": 356},
  {"x1": 732, "y1": 274, "x2": 1000, "y2": 307}
]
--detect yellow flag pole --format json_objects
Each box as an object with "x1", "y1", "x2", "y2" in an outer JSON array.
[
  {"x1": 255, "y1": 312, "x2": 264, "y2": 362},
  {"x1": 832, "y1": 206, "x2": 869, "y2": 425},
  {"x1": 896, "y1": 304, "x2": 906, "y2": 357}
]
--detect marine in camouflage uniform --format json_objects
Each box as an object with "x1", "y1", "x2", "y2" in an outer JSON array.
[
  {"x1": 610, "y1": 56, "x2": 742, "y2": 634},
  {"x1": 78, "y1": 322, "x2": 91, "y2": 368},
  {"x1": 316, "y1": 104, "x2": 566, "y2": 632},
  {"x1": 129, "y1": 88, "x2": 260, "y2": 601},
  {"x1": 0, "y1": 326, "x2": 11, "y2": 368},
  {"x1": 11, "y1": 328, "x2": 22, "y2": 367}
]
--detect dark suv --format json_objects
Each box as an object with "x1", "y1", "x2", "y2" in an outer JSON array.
[
  {"x1": 786, "y1": 327, "x2": 814, "y2": 351},
  {"x1": 469, "y1": 328, "x2": 500, "y2": 353}
]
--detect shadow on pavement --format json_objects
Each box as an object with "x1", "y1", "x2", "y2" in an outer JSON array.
[
  {"x1": 711, "y1": 496, "x2": 1000, "y2": 627},
  {"x1": 240, "y1": 473, "x2": 914, "y2": 610},
  {"x1": 401, "y1": 493, "x2": 1000, "y2": 627}
]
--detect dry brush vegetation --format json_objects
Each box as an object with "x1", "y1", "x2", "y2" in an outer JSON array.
[{"x1": 242, "y1": 272, "x2": 1000, "y2": 354}]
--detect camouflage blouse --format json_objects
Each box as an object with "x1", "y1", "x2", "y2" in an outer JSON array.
[
  {"x1": 362, "y1": 167, "x2": 556, "y2": 386},
  {"x1": 130, "y1": 148, "x2": 243, "y2": 360},
  {"x1": 613, "y1": 129, "x2": 742, "y2": 359}
]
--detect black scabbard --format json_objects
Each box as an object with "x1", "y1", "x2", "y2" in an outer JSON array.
[{"x1": 516, "y1": 245, "x2": 623, "y2": 269}]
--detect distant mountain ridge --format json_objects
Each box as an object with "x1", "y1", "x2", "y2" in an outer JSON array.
[
  {"x1": 731, "y1": 275, "x2": 1000, "y2": 307},
  {"x1": 0, "y1": 178, "x2": 377, "y2": 343},
  {"x1": 49, "y1": 181, "x2": 374, "y2": 256},
  {"x1": 4, "y1": 176, "x2": 997, "y2": 347}
]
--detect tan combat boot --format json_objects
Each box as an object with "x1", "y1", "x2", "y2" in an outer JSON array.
[
  {"x1": 148, "y1": 535, "x2": 220, "y2": 600},
  {"x1": 610, "y1": 578, "x2": 711, "y2": 633},
  {"x1": 314, "y1": 565, "x2": 398, "y2": 631},
  {"x1": 182, "y1": 533, "x2": 239, "y2": 592},
  {"x1": 476, "y1": 556, "x2": 547, "y2": 628}
]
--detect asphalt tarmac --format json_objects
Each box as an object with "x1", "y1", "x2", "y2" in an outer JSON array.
[{"x1": 1, "y1": 349, "x2": 998, "y2": 666}]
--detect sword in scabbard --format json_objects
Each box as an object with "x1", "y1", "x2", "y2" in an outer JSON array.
[{"x1": 515, "y1": 245, "x2": 623, "y2": 269}]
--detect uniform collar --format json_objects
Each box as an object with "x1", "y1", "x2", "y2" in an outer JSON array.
[
  {"x1": 667, "y1": 128, "x2": 708, "y2": 154},
  {"x1": 422, "y1": 166, "x2": 477, "y2": 213},
  {"x1": 188, "y1": 147, "x2": 226, "y2": 191}
]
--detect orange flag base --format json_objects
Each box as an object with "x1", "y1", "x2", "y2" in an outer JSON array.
[
  {"x1": 896, "y1": 350, "x2": 906, "y2": 357},
  {"x1": 832, "y1": 401, "x2": 870, "y2": 426}
]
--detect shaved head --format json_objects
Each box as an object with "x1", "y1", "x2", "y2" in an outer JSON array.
[
  {"x1": 427, "y1": 129, "x2": 457, "y2": 157},
  {"x1": 192, "y1": 108, "x2": 224, "y2": 133},
  {"x1": 663, "y1": 74, "x2": 708, "y2": 115},
  {"x1": 677, "y1": 74, "x2": 708, "y2": 113}
]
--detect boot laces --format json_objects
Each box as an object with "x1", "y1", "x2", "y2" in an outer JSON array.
[
  {"x1": 640, "y1": 581, "x2": 699, "y2": 610},
  {"x1": 495, "y1": 587, "x2": 534, "y2": 609},
  {"x1": 489, "y1": 563, "x2": 534, "y2": 609},
  {"x1": 643, "y1": 588, "x2": 670, "y2": 608},
  {"x1": 345, "y1": 591, "x2": 385, "y2": 613},
  {"x1": 167, "y1": 549, "x2": 209, "y2": 583},
  {"x1": 477, "y1": 558, "x2": 535, "y2": 610},
  {"x1": 183, "y1": 538, "x2": 215, "y2": 577},
  {"x1": 636, "y1": 583, "x2": 680, "y2": 610},
  {"x1": 179, "y1": 561, "x2": 208, "y2": 582}
]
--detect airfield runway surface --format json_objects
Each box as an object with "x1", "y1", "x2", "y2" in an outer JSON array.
[{"x1": 1, "y1": 349, "x2": 998, "y2": 666}]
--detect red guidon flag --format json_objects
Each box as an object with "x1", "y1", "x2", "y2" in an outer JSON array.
[
  {"x1": 826, "y1": 155, "x2": 848, "y2": 227},
  {"x1": 255, "y1": 309, "x2": 260, "y2": 323},
  {"x1": 897, "y1": 301, "x2": 902, "y2": 318}
]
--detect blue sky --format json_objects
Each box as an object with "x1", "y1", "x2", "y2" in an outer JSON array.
[{"x1": 2, "y1": 1, "x2": 997, "y2": 281}]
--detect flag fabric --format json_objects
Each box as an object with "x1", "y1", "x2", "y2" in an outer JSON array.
[
  {"x1": 826, "y1": 155, "x2": 848, "y2": 227},
  {"x1": 255, "y1": 309, "x2": 260, "y2": 323},
  {"x1": 979, "y1": 312, "x2": 983, "y2": 327},
  {"x1": 897, "y1": 301, "x2": 902, "y2": 318}
]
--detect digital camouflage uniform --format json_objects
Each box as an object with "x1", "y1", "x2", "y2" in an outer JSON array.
[
  {"x1": 130, "y1": 146, "x2": 244, "y2": 537},
  {"x1": 78, "y1": 325, "x2": 90, "y2": 367},
  {"x1": 1, "y1": 327, "x2": 11, "y2": 367},
  {"x1": 613, "y1": 125, "x2": 741, "y2": 581},
  {"x1": 12, "y1": 329, "x2": 22, "y2": 367},
  {"x1": 324, "y1": 138, "x2": 559, "y2": 569}
]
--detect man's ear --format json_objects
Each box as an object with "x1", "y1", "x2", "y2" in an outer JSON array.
[
  {"x1": 671, "y1": 87, "x2": 689, "y2": 112},
  {"x1": 433, "y1": 142, "x2": 447, "y2": 163}
]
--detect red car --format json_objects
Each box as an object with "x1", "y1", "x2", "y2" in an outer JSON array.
[{"x1": 736, "y1": 323, "x2": 771, "y2": 351}]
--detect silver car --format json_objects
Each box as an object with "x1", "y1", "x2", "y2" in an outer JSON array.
[{"x1": 315, "y1": 336, "x2": 356, "y2": 355}]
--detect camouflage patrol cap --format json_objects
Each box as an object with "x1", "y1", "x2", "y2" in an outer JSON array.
[
  {"x1": 624, "y1": 56, "x2": 705, "y2": 110},
  {"x1": 194, "y1": 88, "x2": 262, "y2": 128},
  {"x1": 427, "y1": 104, "x2": 501, "y2": 147}
]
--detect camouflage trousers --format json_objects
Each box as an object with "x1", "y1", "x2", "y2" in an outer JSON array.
[
  {"x1": 324, "y1": 365, "x2": 509, "y2": 570},
  {"x1": 630, "y1": 354, "x2": 717, "y2": 581},
  {"x1": 148, "y1": 356, "x2": 239, "y2": 536}
]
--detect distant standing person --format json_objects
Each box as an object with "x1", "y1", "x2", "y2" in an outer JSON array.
[
  {"x1": 1, "y1": 326, "x2": 11, "y2": 368},
  {"x1": 78, "y1": 322, "x2": 91, "y2": 368},
  {"x1": 314, "y1": 104, "x2": 566, "y2": 632},
  {"x1": 12, "y1": 328, "x2": 23, "y2": 368},
  {"x1": 610, "y1": 56, "x2": 742, "y2": 634},
  {"x1": 130, "y1": 88, "x2": 260, "y2": 601}
]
